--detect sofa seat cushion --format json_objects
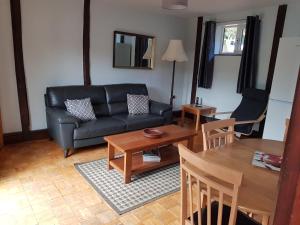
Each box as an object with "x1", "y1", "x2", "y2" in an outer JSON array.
[
  {"x1": 74, "y1": 117, "x2": 126, "y2": 140},
  {"x1": 113, "y1": 114, "x2": 164, "y2": 131}
]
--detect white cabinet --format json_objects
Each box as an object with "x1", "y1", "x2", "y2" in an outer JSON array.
[
  {"x1": 263, "y1": 37, "x2": 300, "y2": 141},
  {"x1": 269, "y1": 37, "x2": 300, "y2": 102},
  {"x1": 263, "y1": 100, "x2": 292, "y2": 141}
]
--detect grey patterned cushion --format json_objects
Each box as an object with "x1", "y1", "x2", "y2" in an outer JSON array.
[
  {"x1": 65, "y1": 98, "x2": 96, "y2": 121},
  {"x1": 127, "y1": 94, "x2": 149, "y2": 115}
]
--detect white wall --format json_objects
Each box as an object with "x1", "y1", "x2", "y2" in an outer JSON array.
[
  {"x1": 0, "y1": 0, "x2": 22, "y2": 133},
  {"x1": 1, "y1": 0, "x2": 300, "y2": 133},
  {"x1": 283, "y1": 1, "x2": 300, "y2": 37},
  {"x1": 22, "y1": 0, "x2": 84, "y2": 130},
  {"x1": 0, "y1": 0, "x2": 188, "y2": 132},
  {"x1": 181, "y1": 18, "x2": 197, "y2": 106},
  {"x1": 90, "y1": 2, "x2": 187, "y2": 110},
  {"x1": 183, "y1": 2, "x2": 300, "y2": 116},
  {"x1": 183, "y1": 6, "x2": 278, "y2": 117},
  {"x1": 197, "y1": 56, "x2": 244, "y2": 118}
]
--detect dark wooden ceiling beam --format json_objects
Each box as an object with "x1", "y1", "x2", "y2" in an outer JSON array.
[
  {"x1": 265, "y1": 4, "x2": 287, "y2": 93},
  {"x1": 10, "y1": 0, "x2": 30, "y2": 133},
  {"x1": 190, "y1": 17, "x2": 203, "y2": 104},
  {"x1": 83, "y1": 0, "x2": 91, "y2": 86}
]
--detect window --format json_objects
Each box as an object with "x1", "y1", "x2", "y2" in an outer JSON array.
[{"x1": 215, "y1": 21, "x2": 246, "y2": 55}]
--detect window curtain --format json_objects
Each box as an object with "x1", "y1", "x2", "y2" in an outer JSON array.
[
  {"x1": 198, "y1": 21, "x2": 216, "y2": 88},
  {"x1": 135, "y1": 37, "x2": 148, "y2": 67},
  {"x1": 237, "y1": 16, "x2": 260, "y2": 93}
]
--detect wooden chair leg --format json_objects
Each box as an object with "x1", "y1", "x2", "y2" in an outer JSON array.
[
  {"x1": 180, "y1": 169, "x2": 187, "y2": 225},
  {"x1": 262, "y1": 215, "x2": 269, "y2": 225}
]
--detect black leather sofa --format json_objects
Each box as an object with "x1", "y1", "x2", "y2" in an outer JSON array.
[{"x1": 45, "y1": 84, "x2": 173, "y2": 157}]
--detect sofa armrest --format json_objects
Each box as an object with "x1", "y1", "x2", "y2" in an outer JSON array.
[
  {"x1": 46, "y1": 107, "x2": 81, "y2": 151},
  {"x1": 46, "y1": 107, "x2": 80, "y2": 128},
  {"x1": 150, "y1": 100, "x2": 172, "y2": 116},
  {"x1": 150, "y1": 100, "x2": 173, "y2": 124}
]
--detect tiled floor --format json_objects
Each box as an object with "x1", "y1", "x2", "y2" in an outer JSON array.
[{"x1": 0, "y1": 122, "x2": 204, "y2": 225}]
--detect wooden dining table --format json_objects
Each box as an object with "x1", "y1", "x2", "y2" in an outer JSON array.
[{"x1": 195, "y1": 138, "x2": 284, "y2": 223}]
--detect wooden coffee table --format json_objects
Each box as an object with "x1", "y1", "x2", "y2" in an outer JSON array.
[{"x1": 104, "y1": 125, "x2": 197, "y2": 184}]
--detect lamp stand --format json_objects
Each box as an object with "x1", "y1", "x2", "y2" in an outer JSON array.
[{"x1": 170, "y1": 60, "x2": 176, "y2": 106}]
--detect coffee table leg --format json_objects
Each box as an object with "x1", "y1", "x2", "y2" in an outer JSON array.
[
  {"x1": 187, "y1": 137, "x2": 194, "y2": 151},
  {"x1": 124, "y1": 152, "x2": 132, "y2": 184},
  {"x1": 107, "y1": 143, "x2": 115, "y2": 170}
]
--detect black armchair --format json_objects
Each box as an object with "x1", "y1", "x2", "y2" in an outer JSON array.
[{"x1": 206, "y1": 88, "x2": 269, "y2": 136}]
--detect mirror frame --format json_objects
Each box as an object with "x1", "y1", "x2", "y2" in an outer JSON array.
[{"x1": 113, "y1": 31, "x2": 155, "y2": 70}]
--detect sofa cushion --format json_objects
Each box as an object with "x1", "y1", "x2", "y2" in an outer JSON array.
[
  {"x1": 104, "y1": 84, "x2": 148, "y2": 116},
  {"x1": 65, "y1": 98, "x2": 96, "y2": 121},
  {"x1": 127, "y1": 94, "x2": 150, "y2": 114},
  {"x1": 74, "y1": 117, "x2": 126, "y2": 140},
  {"x1": 46, "y1": 85, "x2": 109, "y2": 116},
  {"x1": 113, "y1": 114, "x2": 164, "y2": 131}
]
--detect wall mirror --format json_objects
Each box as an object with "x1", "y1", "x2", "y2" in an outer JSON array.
[{"x1": 113, "y1": 31, "x2": 155, "y2": 69}]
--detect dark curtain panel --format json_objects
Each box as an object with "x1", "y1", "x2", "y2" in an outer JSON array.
[
  {"x1": 135, "y1": 37, "x2": 148, "y2": 67},
  {"x1": 237, "y1": 16, "x2": 260, "y2": 93},
  {"x1": 198, "y1": 21, "x2": 216, "y2": 88}
]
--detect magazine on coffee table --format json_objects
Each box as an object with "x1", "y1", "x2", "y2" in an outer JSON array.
[
  {"x1": 143, "y1": 149, "x2": 161, "y2": 162},
  {"x1": 252, "y1": 151, "x2": 282, "y2": 172}
]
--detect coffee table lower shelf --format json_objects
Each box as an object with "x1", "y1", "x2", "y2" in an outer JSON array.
[{"x1": 109, "y1": 145, "x2": 179, "y2": 182}]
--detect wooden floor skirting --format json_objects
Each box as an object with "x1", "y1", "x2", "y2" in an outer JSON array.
[{"x1": 3, "y1": 129, "x2": 49, "y2": 145}]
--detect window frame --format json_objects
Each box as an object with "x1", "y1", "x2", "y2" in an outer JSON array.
[{"x1": 218, "y1": 22, "x2": 246, "y2": 55}]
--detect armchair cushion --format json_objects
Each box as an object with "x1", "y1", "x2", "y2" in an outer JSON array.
[{"x1": 230, "y1": 88, "x2": 268, "y2": 135}]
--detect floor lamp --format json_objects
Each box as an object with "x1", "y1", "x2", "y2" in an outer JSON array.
[{"x1": 162, "y1": 40, "x2": 188, "y2": 106}]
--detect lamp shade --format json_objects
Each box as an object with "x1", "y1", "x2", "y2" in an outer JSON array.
[
  {"x1": 162, "y1": 40, "x2": 188, "y2": 62},
  {"x1": 143, "y1": 44, "x2": 153, "y2": 60},
  {"x1": 162, "y1": 0, "x2": 188, "y2": 10}
]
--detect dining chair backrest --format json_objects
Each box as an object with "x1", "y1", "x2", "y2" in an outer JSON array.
[
  {"x1": 202, "y1": 119, "x2": 235, "y2": 151},
  {"x1": 178, "y1": 144, "x2": 243, "y2": 225},
  {"x1": 284, "y1": 118, "x2": 290, "y2": 142}
]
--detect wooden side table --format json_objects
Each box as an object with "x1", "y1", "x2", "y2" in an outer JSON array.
[{"x1": 181, "y1": 104, "x2": 216, "y2": 131}]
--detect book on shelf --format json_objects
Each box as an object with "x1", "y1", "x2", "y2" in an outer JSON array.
[{"x1": 143, "y1": 149, "x2": 161, "y2": 162}]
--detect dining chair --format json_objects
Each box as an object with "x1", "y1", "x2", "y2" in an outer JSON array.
[
  {"x1": 202, "y1": 119, "x2": 235, "y2": 151},
  {"x1": 283, "y1": 118, "x2": 290, "y2": 142},
  {"x1": 179, "y1": 143, "x2": 261, "y2": 225}
]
